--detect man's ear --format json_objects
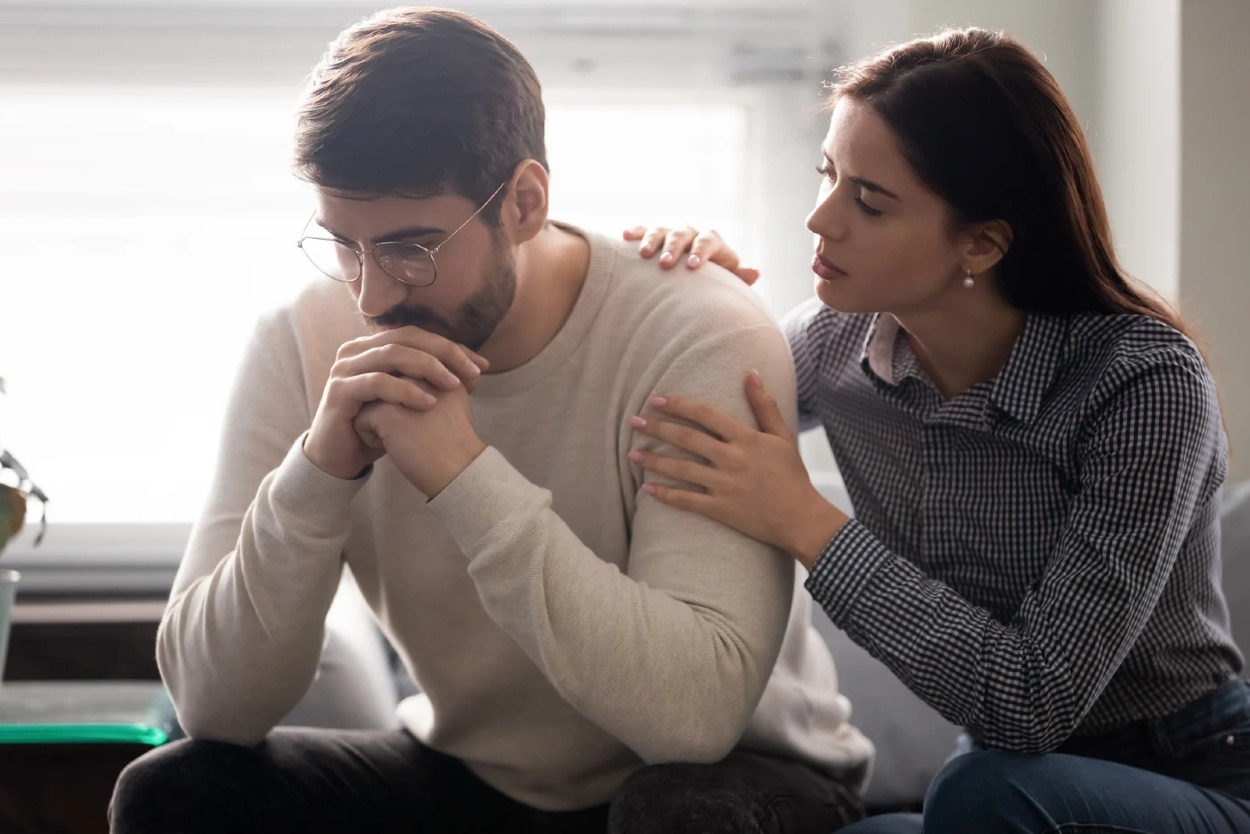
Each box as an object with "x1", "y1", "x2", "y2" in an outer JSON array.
[
  {"x1": 502, "y1": 160, "x2": 549, "y2": 244},
  {"x1": 961, "y1": 218, "x2": 1013, "y2": 275}
]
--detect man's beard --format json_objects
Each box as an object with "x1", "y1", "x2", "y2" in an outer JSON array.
[{"x1": 367, "y1": 245, "x2": 517, "y2": 351}]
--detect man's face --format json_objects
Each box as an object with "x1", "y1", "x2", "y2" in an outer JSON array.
[{"x1": 312, "y1": 190, "x2": 516, "y2": 351}]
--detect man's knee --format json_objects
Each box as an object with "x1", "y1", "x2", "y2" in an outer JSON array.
[
  {"x1": 110, "y1": 738, "x2": 259, "y2": 832},
  {"x1": 609, "y1": 755, "x2": 860, "y2": 834},
  {"x1": 609, "y1": 761, "x2": 760, "y2": 834}
]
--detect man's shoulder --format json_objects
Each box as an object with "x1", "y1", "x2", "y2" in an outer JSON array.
[
  {"x1": 585, "y1": 229, "x2": 779, "y2": 339},
  {"x1": 573, "y1": 229, "x2": 799, "y2": 423}
]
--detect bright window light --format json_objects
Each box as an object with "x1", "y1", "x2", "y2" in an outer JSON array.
[
  {"x1": 0, "y1": 87, "x2": 749, "y2": 526},
  {"x1": 547, "y1": 103, "x2": 747, "y2": 247}
]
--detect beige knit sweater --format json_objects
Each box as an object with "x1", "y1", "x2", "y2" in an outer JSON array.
[{"x1": 159, "y1": 227, "x2": 872, "y2": 810}]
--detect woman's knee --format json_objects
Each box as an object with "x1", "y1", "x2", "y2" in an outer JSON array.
[
  {"x1": 922, "y1": 749, "x2": 1060, "y2": 833},
  {"x1": 835, "y1": 813, "x2": 923, "y2": 833}
]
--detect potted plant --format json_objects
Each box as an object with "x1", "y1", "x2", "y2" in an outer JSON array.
[
  {"x1": 0, "y1": 377, "x2": 48, "y2": 554},
  {"x1": 0, "y1": 376, "x2": 46, "y2": 682}
]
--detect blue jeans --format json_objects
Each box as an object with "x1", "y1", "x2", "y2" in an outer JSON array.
[{"x1": 841, "y1": 678, "x2": 1250, "y2": 834}]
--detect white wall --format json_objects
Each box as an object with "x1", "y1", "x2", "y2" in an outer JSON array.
[
  {"x1": 1179, "y1": 0, "x2": 1250, "y2": 483},
  {"x1": 906, "y1": 0, "x2": 1100, "y2": 125},
  {"x1": 1094, "y1": 0, "x2": 1181, "y2": 301}
]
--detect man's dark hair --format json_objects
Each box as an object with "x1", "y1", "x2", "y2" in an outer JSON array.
[{"x1": 294, "y1": 6, "x2": 547, "y2": 224}]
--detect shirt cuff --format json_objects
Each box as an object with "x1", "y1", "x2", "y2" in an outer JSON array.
[
  {"x1": 803, "y1": 519, "x2": 893, "y2": 627},
  {"x1": 269, "y1": 432, "x2": 370, "y2": 537},
  {"x1": 424, "y1": 446, "x2": 540, "y2": 555}
]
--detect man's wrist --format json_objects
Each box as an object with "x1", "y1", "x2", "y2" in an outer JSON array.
[
  {"x1": 302, "y1": 432, "x2": 369, "y2": 481},
  {"x1": 420, "y1": 437, "x2": 487, "y2": 498}
]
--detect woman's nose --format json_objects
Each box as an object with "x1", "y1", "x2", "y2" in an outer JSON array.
[{"x1": 805, "y1": 190, "x2": 849, "y2": 242}]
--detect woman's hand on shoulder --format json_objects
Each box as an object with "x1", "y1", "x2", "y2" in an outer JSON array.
[{"x1": 623, "y1": 225, "x2": 760, "y2": 286}]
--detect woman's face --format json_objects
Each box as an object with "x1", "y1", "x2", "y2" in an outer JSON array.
[{"x1": 805, "y1": 97, "x2": 969, "y2": 316}]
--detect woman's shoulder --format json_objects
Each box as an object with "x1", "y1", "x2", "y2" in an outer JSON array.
[
  {"x1": 1065, "y1": 313, "x2": 1209, "y2": 379},
  {"x1": 1055, "y1": 314, "x2": 1221, "y2": 433}
]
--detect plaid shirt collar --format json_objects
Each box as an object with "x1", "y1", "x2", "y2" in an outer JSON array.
[{"x1": 859, "y1": 311, "x2": 1069, "y2": 425}]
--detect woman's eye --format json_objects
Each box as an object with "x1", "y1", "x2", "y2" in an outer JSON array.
[
  {"x1": 854, "y1": 197, "x2": 884, "y2": 217},
  {"x1": 817, "y1": 165, "x2": 883, "y2": 216}
]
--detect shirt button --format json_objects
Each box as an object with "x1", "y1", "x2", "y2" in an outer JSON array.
[{"x1": 1227, "y1": 735, "x2": 1237, "y2": 747}]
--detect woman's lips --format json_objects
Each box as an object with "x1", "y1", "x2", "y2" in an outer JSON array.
[{"x1": 811, "y1": 255, "x2": 848, "y2": 281}]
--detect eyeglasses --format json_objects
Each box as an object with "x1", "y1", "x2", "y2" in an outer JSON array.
[{"x1": 296, "y1": 180, "x2": 509, "y2": 287}]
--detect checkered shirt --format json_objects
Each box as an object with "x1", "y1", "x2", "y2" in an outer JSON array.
[{"x1": 788, "y1": 298, "x2": 1243, "y2": 751}]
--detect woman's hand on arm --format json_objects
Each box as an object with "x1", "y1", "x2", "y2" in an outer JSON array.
[
  {"x1": 623, "y1": 225, "x2": 761, "y2": 286},
  {"x1": 628, "y1": 371, "x2": 848, "y2": 568}
]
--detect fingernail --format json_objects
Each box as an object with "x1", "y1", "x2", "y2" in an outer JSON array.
[
  {"x1": 640, "y1": 245, "x2": 653, "y2": 256},
  {"x1": 659, "y1": 252, "x2": 674, "y2": 265},
  {"x1": 628, "y1": 450, "x2": 644, "y2": 463},
  {"x1": 642, "y1": 484, "x2": 658, "y2": 496},
  {"x1": 628, "y1": 416, "x2": 647, "y2": 428},
  {"x1": 749, "y1": 370, "x2": 762, "y2": 385},
  {"x1": 466, "y1": 364, "x2": 481, "y2": 377},
  {"x1": 649, "y1": 396, "x2": 667, "y2": 408},
  {"x1": 687, "y1": 255, "x2": 702, "y2": 268}
]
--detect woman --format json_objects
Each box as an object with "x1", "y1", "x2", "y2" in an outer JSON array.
[{"x1": 625, "y1": 27, "x2": 1250, "y2": 833}]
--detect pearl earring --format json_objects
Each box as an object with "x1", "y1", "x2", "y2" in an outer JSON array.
[{"x1": 962, "y1": 267, "x2": 975, "y2": 289}]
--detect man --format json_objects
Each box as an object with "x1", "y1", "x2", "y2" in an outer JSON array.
[{"x1": 110, "y1": 7, "x2": 872, "y2": 832}]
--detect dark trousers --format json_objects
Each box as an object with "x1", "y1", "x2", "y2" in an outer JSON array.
[
  {"x1": 109, "y1": 727, "x2": 865, "y2": 833},
  {"x1": 841, "y1": 678, "x2": 1250, "y2": 834}
]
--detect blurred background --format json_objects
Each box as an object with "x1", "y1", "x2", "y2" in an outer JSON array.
[{"x1": 1, "y1": 0, "x2": 1247, "y2": 593}]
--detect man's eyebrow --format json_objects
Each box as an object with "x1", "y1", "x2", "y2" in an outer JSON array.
[
  {"x1": 821, "y1": 153, "x2": 901, "y2": 201},
  {"x1": 312, "y1": 219, "x2": 446, "y2": 244}
]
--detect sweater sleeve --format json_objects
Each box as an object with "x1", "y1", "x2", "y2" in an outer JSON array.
[
  {"x1": 157, "y1": 312, "x2": 362, "y2": 745},
  {"x1": 425, "y1": 322, "x2": 799, "y2": 764}
]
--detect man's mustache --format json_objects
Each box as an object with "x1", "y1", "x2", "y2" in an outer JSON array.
[{"x1": 369, "y1": 305, "x2": 451, "y2": 331}]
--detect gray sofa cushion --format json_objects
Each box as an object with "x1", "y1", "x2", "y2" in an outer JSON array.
[{"x1": 1219, "y1": 480, "x2": 1250, "y2": 657}]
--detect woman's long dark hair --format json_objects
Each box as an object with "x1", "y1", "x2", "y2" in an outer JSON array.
[{"x1": 829, "y1": 27, "x2": 1186, "y2": 334}]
